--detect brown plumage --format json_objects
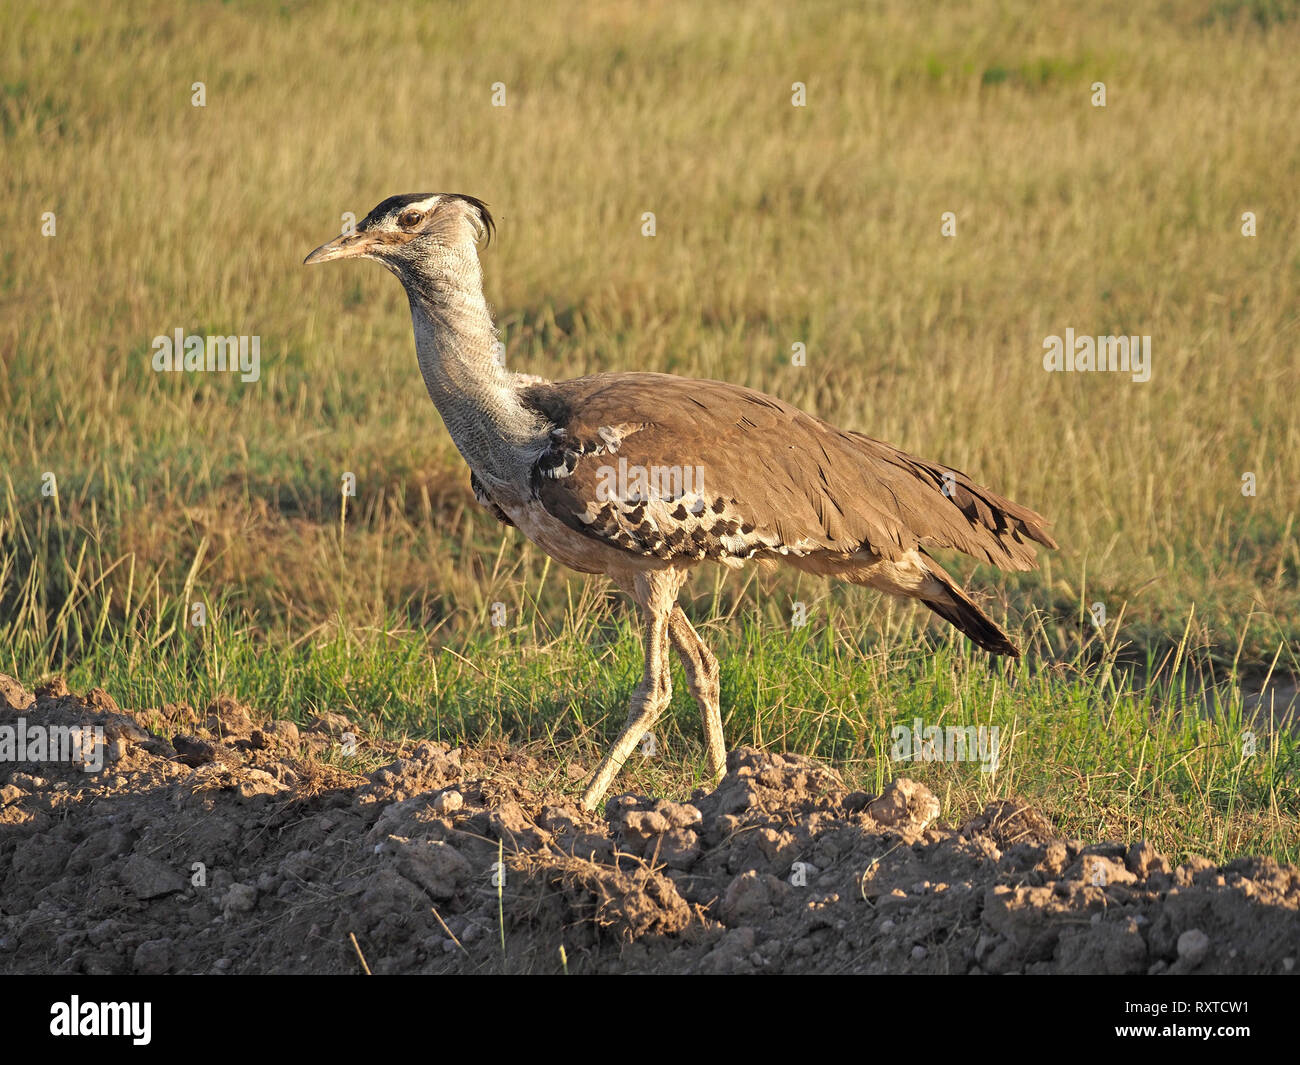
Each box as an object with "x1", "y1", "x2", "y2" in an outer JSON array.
[
  {"x1": 305, "y1": 193, "x2": 1057, "y2": 810},
  {"x1": 522, "y1": 373, "x2": 1052, "y2": 572}
]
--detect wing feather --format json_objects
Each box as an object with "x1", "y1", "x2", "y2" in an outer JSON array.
[{"x1": 518, "y1": 373, "x2": 1056, "y2": 569}]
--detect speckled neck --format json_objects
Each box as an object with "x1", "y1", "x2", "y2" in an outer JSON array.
[{"x1": 401, "y1": 258, "x2": 545, "y2": 491}]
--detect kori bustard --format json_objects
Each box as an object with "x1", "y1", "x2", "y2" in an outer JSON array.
[{"x1": 305, "y1": 193, "x2": 1056, "y2": 810}]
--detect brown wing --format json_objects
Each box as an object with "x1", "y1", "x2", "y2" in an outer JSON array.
[{"x1": 520, "y1": 373, "x2": 1056, "y2": 568}]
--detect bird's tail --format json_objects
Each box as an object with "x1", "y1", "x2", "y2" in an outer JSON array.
[
  {"x1": 813, "y1": 547, "x2": 1023, "y2": 656},
  {"x1": 920, "y1": 557, "x2": 1020, "y2": 657}
]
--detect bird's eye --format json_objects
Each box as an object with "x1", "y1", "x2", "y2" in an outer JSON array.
[{"x1": 398, "y1": 209, "x2": 424, "y2": 229}]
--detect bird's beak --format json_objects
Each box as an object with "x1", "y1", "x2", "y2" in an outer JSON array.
[{"x1": 303, "y1": 231, "x2": 378, "y2": 266}]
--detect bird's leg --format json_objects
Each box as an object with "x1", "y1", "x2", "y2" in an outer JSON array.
[
  {"x1": 667, "y1": 607, "x2": 725, "y2": 787},
  {"x1": 580, "y1": 572, "x2": 678, "y2": 811}
]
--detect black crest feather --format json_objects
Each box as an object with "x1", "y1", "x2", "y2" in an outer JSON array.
[{"x1": 447, "y1": 193, "x2": 496, "y2": 247}]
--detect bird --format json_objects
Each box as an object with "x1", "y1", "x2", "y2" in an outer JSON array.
[{"x1": 305, "y1": 192, "x2": 1057, "y2": 811}]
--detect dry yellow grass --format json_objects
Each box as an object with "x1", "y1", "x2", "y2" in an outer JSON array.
[{"x1": 2, "y1": 0, "x2": 1297, "y2": 675}]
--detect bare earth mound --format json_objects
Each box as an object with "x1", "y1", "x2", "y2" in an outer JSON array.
[{"x1": 1, "y1": 675, "x2": 1296, "y2": 975}]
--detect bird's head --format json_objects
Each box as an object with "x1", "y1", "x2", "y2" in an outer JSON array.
[{"x1": 304, "y1": 193, "x2": 495, "y2": 288}]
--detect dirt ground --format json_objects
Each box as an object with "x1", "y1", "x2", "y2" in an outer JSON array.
[{"x1": 0, "y1": 675, "x2": 1296, "y2": 975}]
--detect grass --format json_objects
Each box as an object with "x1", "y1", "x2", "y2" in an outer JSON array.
[{"x1": 2, "y1": 0, "x2": 1298, "y2": 862}]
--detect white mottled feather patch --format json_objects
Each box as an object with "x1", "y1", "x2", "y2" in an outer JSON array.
[{"x1": 572, "y1": 486, "x2": 822, "y2": 565}]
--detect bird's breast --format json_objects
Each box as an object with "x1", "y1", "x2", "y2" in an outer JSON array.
[{"x1": 499, "y1": 498, "x2": 664, "y2": 577}]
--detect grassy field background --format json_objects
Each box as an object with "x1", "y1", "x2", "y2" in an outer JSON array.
[{"x1": 2, "y1": 1, "x2": 1298, "y2": 860}]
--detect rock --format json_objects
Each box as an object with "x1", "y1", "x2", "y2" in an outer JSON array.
[
  {"x1": 610, "y1": 798, "x2": 702, "y2": 853},
  {"x1": 0, "y1": 674, "x2": 35, "y2": 712},
  {"x1": 1175, "y1": 856, "x2": 1217, "y2": 886},
  {"x1": 619, "y1": 810, "x2": 671, "y2": 847},
  {"x1": 867, "y1": 778, "x2": 940, "y2": 831},
  {"x1": 756, "y1": 827, "x2": 799, "y2": 865},
  {"x1": 412, "y1": 740, "x2": 460, "y2": 768},
  {"x1": 85, "y1": 688, "x2": 121, "y2": 714},
  {"x1": 961, "y1": 799, "x2": 1057, "y2": 846},
  {"x1": 205, "y1": 697, "x2": 253, "y2": 738},
  {"x1": 88, "y1": 919, "x2": 121, "y2": 947},
  {"x1": 266, "y1": 720, "x2": 300, "y2": 747},
  {"x1": 1040, "y1": 841, "x2": 1069, "y2": 876},
  {"x1": 581, "y1": 861, "x2": 694, "y2": 939},
  {"x1": 234, "y1": 768, "x2": 288, "y2": 802},
  {"x1": 158, "y1": 702, "x2": 198, "y2": 726},
  {"x1": 711, "y1": 777, "x2": 761, "y2": 817},
  {"x1": 1126, "y1": 840, "x2": 1171, "y2": 879},
  {"x1": 359, "y1": 746, "x2": 460, "y2": 803},
  {"x1": 657, "y1": 801, "x2": 703, "y2": 829},
  {"x1": 66, "y1": 827, "x2": 135, "y2": 875},
  {"x1": 1075, "y1": 855, "x2": 1137, "y2": 888},
  {"x1": 354, "y1": 866, "x2": 428, "y2": 933},
  {"x1": 120, "y1": 855, "x2": 185, "y2": 900},
  {"x1": 842, "y1": 790, "x2": 871, "y2": 813},
  {"x1": 433, "y1": 790, "x2": 463, "y2": 814},
  {"x1": 1055, "y1": 917, "x2": 1148, "y2": 974},
  {"x1": 388, "y1": 836, "x2": 473, "y2": 900},
  {"x1": 721, "y1": 870, "x2": 780, "y2": 926},
  {"x1": 222, "y1": 882, "x2": 258, "y2": 916},
  {"x1": 35, "y1": 677, "x2": 70, "y2": 699},
  {"x1": 309, "y1": 711, "x2": 355, "y2": 735},
  {"x1": 1177, "y1": 929, "x2": 1209, "y2": 968},
  {"x1": 7, "y1": 842, "x2": 65, "y2": 884},
  {"x1": 656, "y1": 828, "x2": 701, "y2": 870},
  {"x1": 133, "y1": 939, "x2": 172, "y2": 974},
  {"x1": 488, "y1": 802, "x2": 548, "y2": 849},
  {"x1": 979, "y1": 883, "x2": 1086, "y2": 973},
  {"x1": 173, "y1": 735, "x2": 220, "y2": 767},
  {"x1": 701, "y1": 926, "x2": 757, "y2": 973}
]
